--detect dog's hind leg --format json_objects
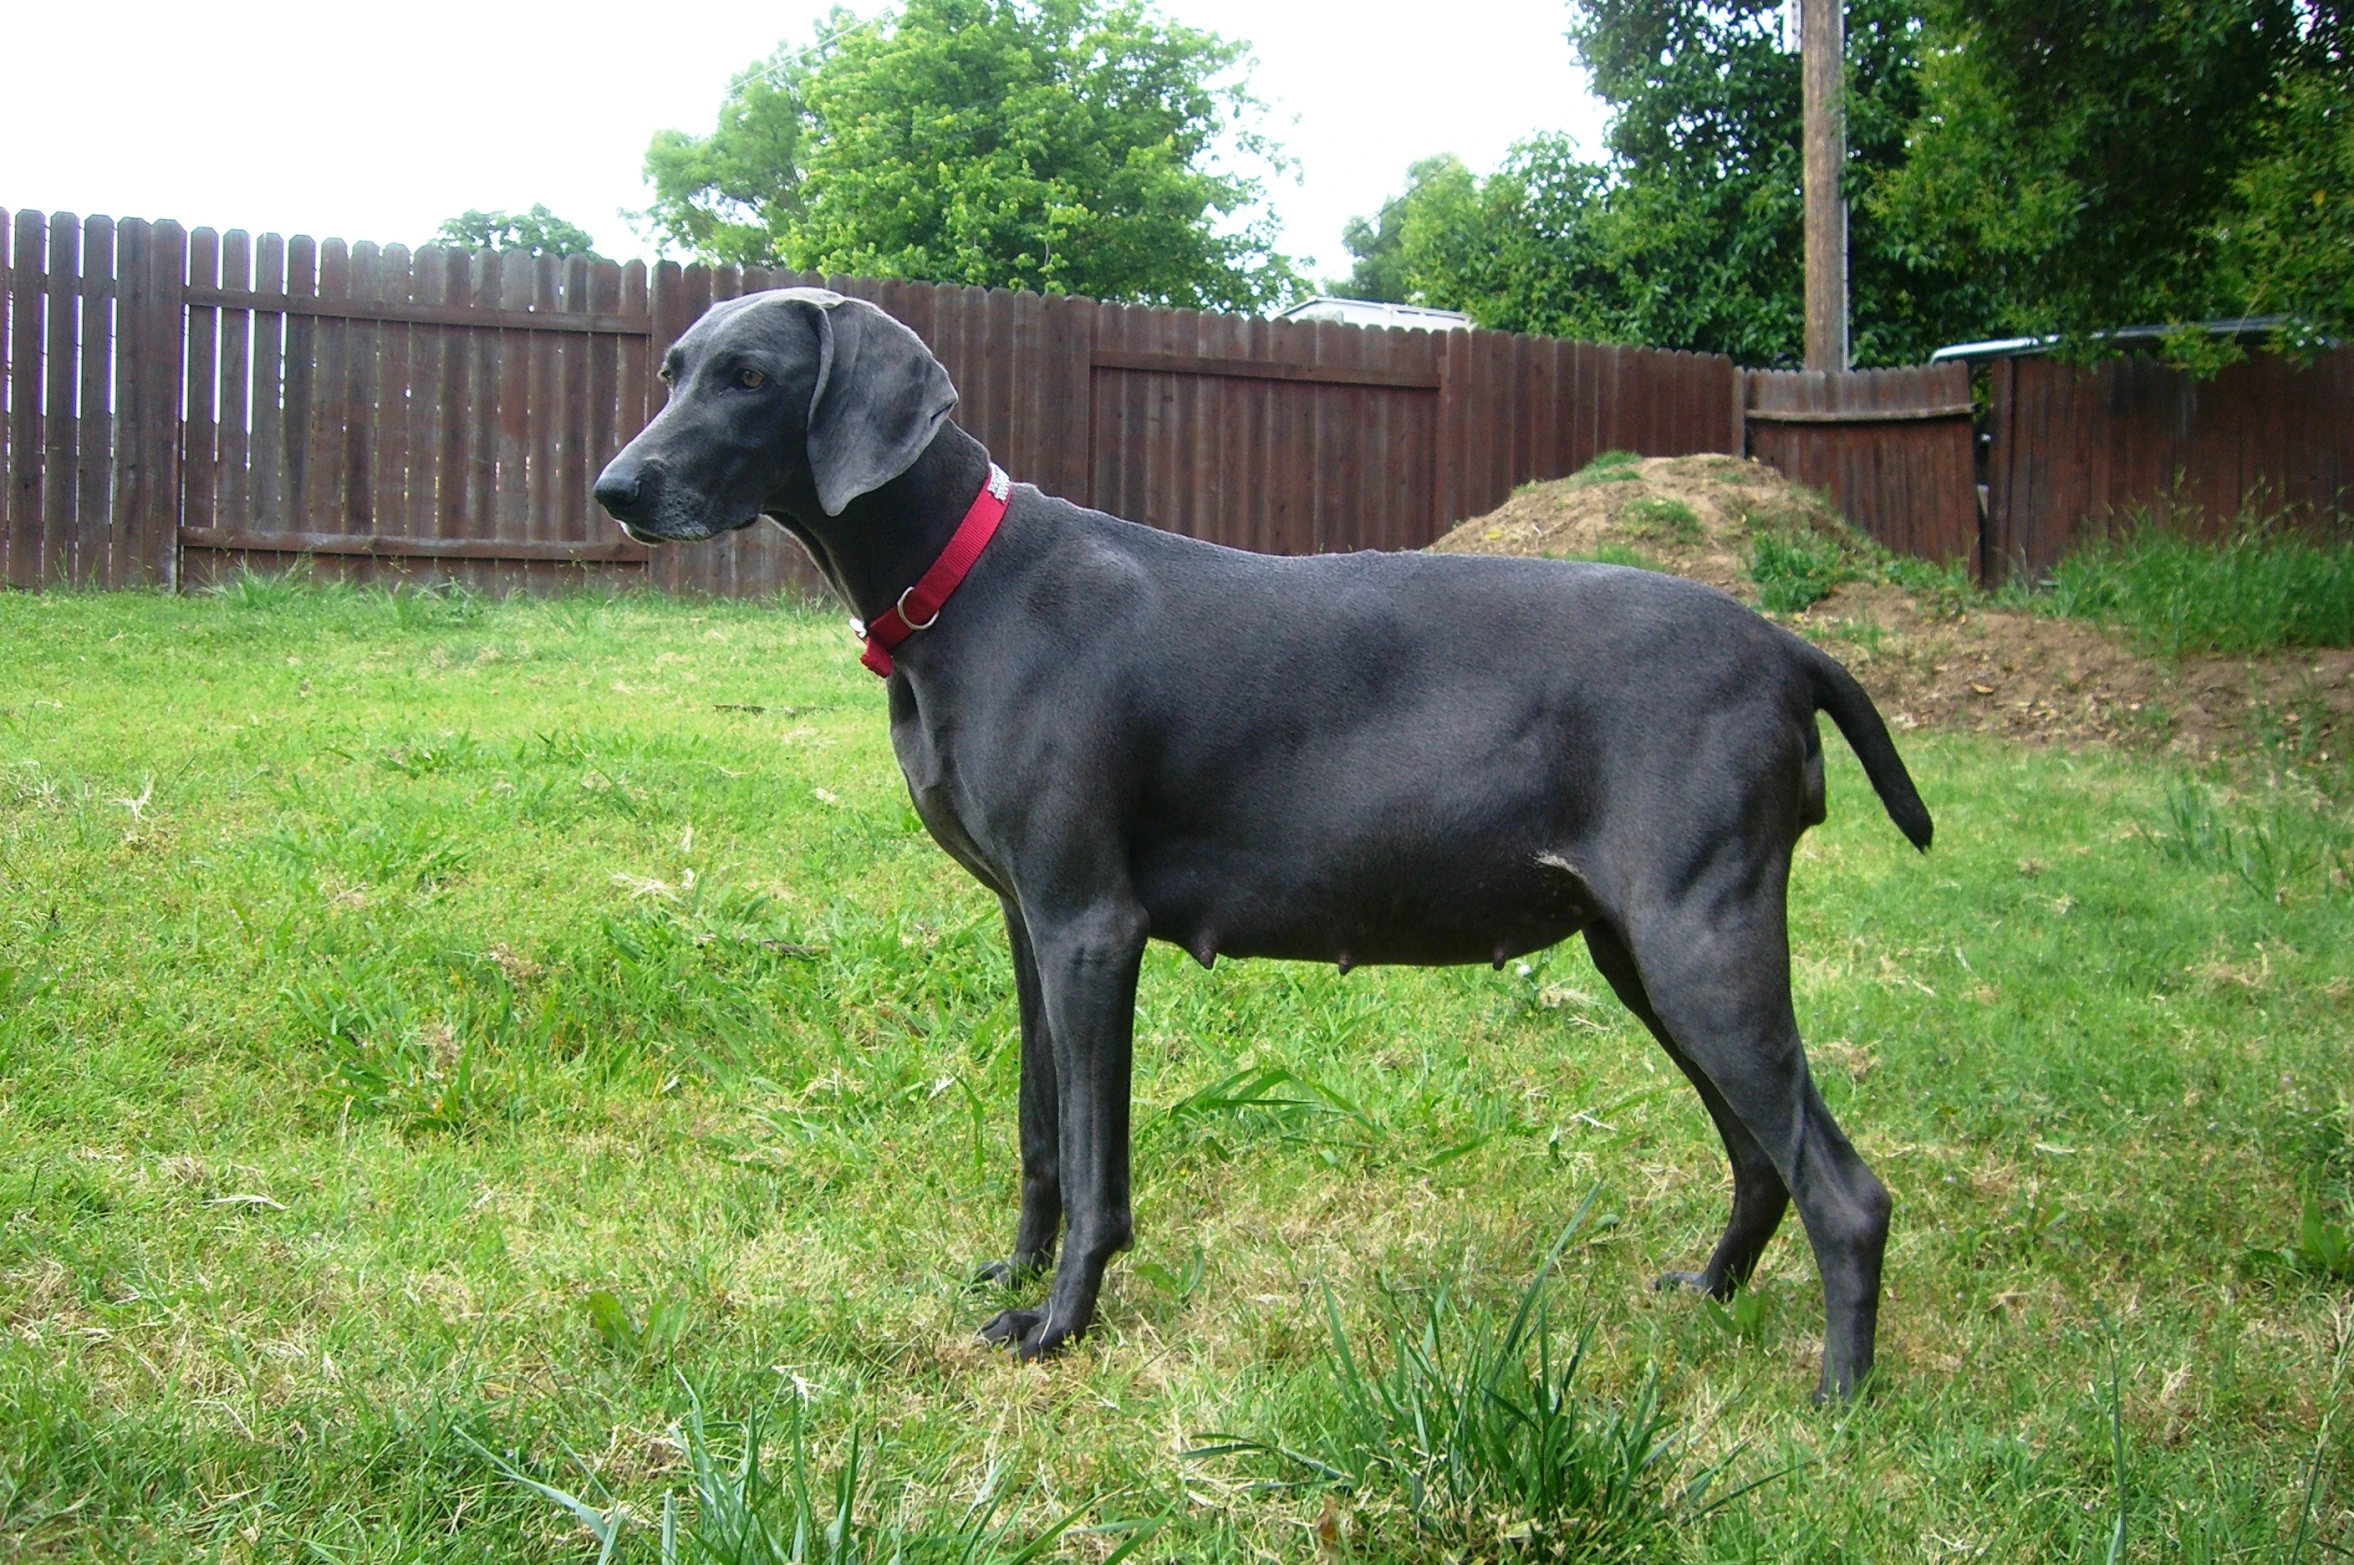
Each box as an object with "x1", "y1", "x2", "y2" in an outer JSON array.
[
  {"x1": 1584, "y1": 923, "x2": 1788, "y2": 1298},
  {"x1": 1608, "y1": 892, "x2": 1891, "y2": 1401},
  {"x1": 973, "y1": 897, "x2": 1061, "y2": 1290},
  {"x1": 979, "y1": 897, "x2": 1148, "y2": 1358}
]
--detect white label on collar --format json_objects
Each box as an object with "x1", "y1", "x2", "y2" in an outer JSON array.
[{"x1": 987, "y1": 465, "x2": 1011, "y2": 502}]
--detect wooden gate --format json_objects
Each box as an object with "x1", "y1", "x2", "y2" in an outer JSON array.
[{"x1": 1744, "y1": 363, "x2": 1980, "y2": 575}]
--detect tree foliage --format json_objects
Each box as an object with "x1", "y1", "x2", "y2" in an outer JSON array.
[
  {"x1": 637, "y1": 0, "x2": 1296, "y2": 310},
  {"x1": 1874, "y1": 0, "x2": 2351, "y2": 354},
  {"x1": 433, "y1": 205, "x2": 600, "y2": 258},
  {"x1": 1338, "y1": 0, "x2": 2350, "y2": 365},
  {"x1": 1337, "y1": 0, "x2": 1982, "y2": 366}
]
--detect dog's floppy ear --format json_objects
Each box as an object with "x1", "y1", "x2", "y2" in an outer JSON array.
[{"x1": 791, "y1": 292, "x2": 959, "y2": 517}]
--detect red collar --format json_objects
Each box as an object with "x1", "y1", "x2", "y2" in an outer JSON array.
[{"x1": 854, "y1": 465, "x2": 1012, "y2": 678}]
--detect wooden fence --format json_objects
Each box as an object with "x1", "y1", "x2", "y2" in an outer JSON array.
[
  {"x1": 1983, "y1": 346, "x2": 2354, "y2": 579},
  {"x1": 10, "y1": 206, "x2": 2344, "y2": 595},
  {"x1": 0, "y1": 206, "x2": 1740, "y2": 596}
]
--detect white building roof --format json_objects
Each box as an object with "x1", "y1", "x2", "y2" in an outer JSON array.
[{"x1": 1272, "y1": 296, "x2": 1474, "y2": 331}]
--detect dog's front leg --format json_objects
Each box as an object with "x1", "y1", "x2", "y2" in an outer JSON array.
[
  {"x1": 974, "y1": 898, "x2": 1061, "y2": 1288},
  {"x1": 978, "y1": 898, "x2": 1147, "y2": 1359}
]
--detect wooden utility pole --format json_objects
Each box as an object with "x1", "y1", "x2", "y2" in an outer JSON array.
[{"x1": 1802, "y1": 0, "x2": 1847, "y2": 371}]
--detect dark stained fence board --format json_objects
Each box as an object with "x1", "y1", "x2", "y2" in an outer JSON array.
[
  {"x1": 495, "y1": 254, "x2": 533, "y2": 547},
  {"x1": 41, "y1": 212, "x2": 80, "y2": 586},
  {"x1": 1747, "y1": 363, "x2": 1979, "y2": 571},
  {"x1": 76, "y1": 215, "x2": 116, "y2": 585},
  {"x1": 376, "y1": 246, "x2": 415, "y2": 540},
  {"x1": 283, "y1": 235, "x2": 318, "y2": 530},
  {"x1": 467, "y1": 251, "x2": 503, "y2": 551},
  {"x1": 340, "y1": 242, "x2": 378, "y2": 535},
  {"x1": 184, "y1": 228, "x2": 221, "y2": 548},
  {"x1": 0, "y1": 209, "x2": 25, "y2": 585},
  {"x1": 246, "y1": 234, "x2": 287, "y2": 547},
  {"x1": 1986, "y1": 347, "x2": 2354, "y2": 580}
]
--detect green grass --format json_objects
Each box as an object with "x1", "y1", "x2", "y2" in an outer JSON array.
[
  {"x1": 2038, "y1": 516, "x2": 2354, "y2": 656},
  {"x1": 1617, "y1": 496, "x2": 1704, "y2": 548},
  {"x1": 1567, "y1": 450, "x2": 1646, "y2": 487},
  {"x1": 3, "y1": 584, "x2": 2351, "y2": 1561}
]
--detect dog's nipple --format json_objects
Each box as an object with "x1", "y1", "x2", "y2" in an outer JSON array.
[
  {"x1": 1336, "y1": 952, "x2": 1354, "y2": 976},
  {"x1": 1191, "y1": 933, "x2": 1217, "y2": 970}
]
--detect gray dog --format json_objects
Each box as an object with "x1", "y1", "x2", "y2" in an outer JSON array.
[{"x1": 594, "y1": 288, "x2": 1931, "y2": 1400}]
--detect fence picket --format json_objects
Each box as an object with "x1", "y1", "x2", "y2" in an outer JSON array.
[
  {"x1": 5, "y1": 210, "x2": 41, "y2": 586},
  {"x1": 343, "y1": 242, "x2": 381, "y2": 536},
  {"x1": 375, "y1": 245, "x2": 414, "y2": 540},
  {"x1": 40, "y1": 212, "x2": 81, "y2": 586},
  {"x1": 74, "y1": 215, "x2": 116, "y2": 585},
  {"x1": 183, "y1": 227, "x2": 220, "y2": 555}
]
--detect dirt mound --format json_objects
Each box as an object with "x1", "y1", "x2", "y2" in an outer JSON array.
[{"x1": 1430, "y1": 454, "x2": 2354, "y2": 759}]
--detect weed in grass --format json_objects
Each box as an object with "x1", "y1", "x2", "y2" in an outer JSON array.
[
  {"x1": 587, "y1": 1289, "x2": 693, "y2": 1361},
  {"x1": 482, "y1": 1390, "x2": 1157, "y2": 1565},
  {"x1": 1616, "y1": 495, "x2": 1703, "y2": 546},
  {"x1": 2042, "y1": 509, "x2": 2354, "y2": 655},
  {"x1": 1748, "y1": 529, "x2": 1853, "y2": 613},
  {"x1": 2140, "y1": 780, "x2": 2353, "y2": 904},
  {"x1": 1195, "y1": 1200, "x2": 1740, "y2": 1562},
  {"x1": 1567, "y1": 450, "x2": 1645, "y2": 487},
  {"x1": 1699, "y1": 1283, "x2": 1768, "y2": 1344},
  {"x1": 208, "y1": 561, "x2": 321, "y2": 610},
  {"x1": 1877, "y1": 550, "x2": 1977, "y2": 611},
  {"x1": 1547, "y1": 542, "x2": 1667, "y2": 574}
]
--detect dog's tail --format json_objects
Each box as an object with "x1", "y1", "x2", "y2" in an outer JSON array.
[{"x1": 1803, "y1": 643, "x2": 1933, "y2": 852}]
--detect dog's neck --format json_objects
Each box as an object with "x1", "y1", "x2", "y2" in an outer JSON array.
[{"x1": 775, "y1": 425, "x2": 995, "y2": 623}]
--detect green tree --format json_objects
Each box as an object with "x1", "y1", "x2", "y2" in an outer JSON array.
[
  {"x1": 433, "y1": 205, "x2": 600, "y2": 258},
  {"x1": 637, "y1": 0, "x2": 1297, "y2": 310},
  {"x1": 1331, "y1": 155, "x2": 1472, "y2": 302},
  {"x1": 1872, "y1": 0, "x2": 2348, "y2": 355},
  {"x1": 2221, "y1": 58, "x2": 2354, "y2": 351},
  {"x1": 1338, "y1": 0, "x2": 1987, "y2": 366}
]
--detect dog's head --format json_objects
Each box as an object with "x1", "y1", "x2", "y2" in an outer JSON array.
[{"x1": 593, "y1": 288, "x2": 959, "y2": 543}]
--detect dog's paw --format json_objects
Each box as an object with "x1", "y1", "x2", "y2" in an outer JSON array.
[
  {"x1": 1653, "y1": 1269, "x2": 1714, "y2": 1295},
  {"x1": 977, "y1": 1306, "x2": 1044, "y2": 1348},
  {"x1": 970, "y1": 1260, "x2": 1020, "y2": 1292},
  {"x1": 977, "y1": 1307, "x2": 1078, "y2": 1359}
]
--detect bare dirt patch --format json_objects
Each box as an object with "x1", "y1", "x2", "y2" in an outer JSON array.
[{"x1": 1430, "y1": 454, "x2": 2354, "y2": 758}]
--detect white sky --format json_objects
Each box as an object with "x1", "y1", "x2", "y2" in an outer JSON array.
[{"x1": 2, "y1": 0, "x2": 1610, "y2": 288}]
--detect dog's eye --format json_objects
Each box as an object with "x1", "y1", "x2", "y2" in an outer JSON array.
[
  {"x1": 656, "y1": 365, "x2": 675, "y2": 385},
  {"x1": 737, "y1": 368, "x2": 767, "y2": 389}
]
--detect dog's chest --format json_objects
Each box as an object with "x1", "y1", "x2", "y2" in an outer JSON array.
[{"x1": 890, "y1": 708, "x2": 1010, "y2": 891}]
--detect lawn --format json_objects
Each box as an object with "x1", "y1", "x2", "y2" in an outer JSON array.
[{"x1": 1, "y1": 582, "x2": 2347, "y2": 1562}]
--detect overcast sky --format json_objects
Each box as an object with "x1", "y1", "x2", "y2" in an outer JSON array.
[{"x1": 4, "y1": 0, "x2": 1610, "y2": 288}]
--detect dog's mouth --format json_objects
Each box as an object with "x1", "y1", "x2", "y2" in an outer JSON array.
[{"x1": 613, "y1": 504, "x2": 764, "y2": 546}]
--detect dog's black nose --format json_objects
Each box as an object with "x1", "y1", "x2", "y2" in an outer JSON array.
[{"x1": 593, "y1": 462, "x2": 644, "y2": 520}]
